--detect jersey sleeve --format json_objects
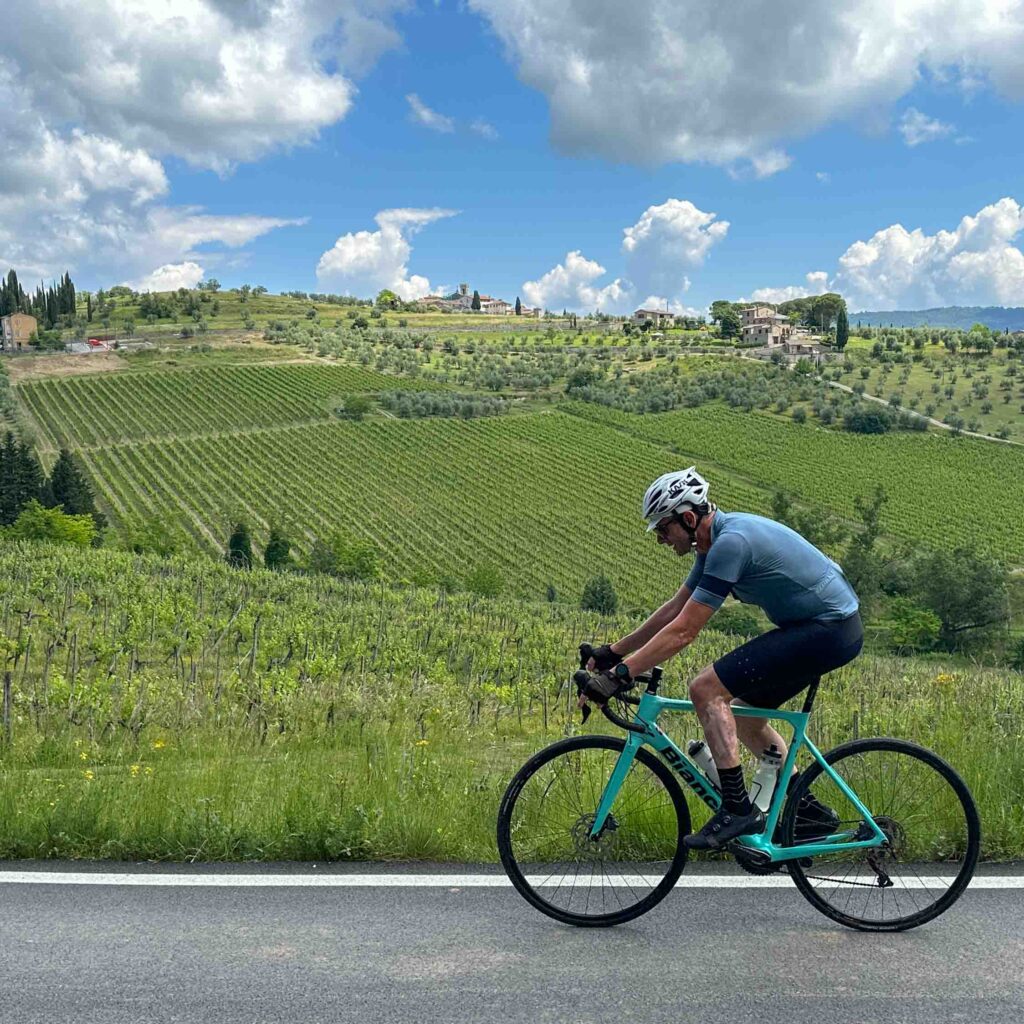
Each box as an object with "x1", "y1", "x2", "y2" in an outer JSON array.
[
  {"x1": 684, "y1": 553, "x2": 706, "y2": 593},
  {"x1": 690, "y1": 533, "x2": 752, "y2": 611}
]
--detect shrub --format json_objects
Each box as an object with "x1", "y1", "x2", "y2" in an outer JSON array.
[
  {"x1": 887, "y1": 598, "x2": 941, "y2": 653},
  {"x1": 581, "y1": 574, "x2": 618, "y2": 615},
  {"x1": 465, "y1": 563, "x2": 503, "y2": 597}
]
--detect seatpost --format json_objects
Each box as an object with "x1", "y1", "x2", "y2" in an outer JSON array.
[{"x1": 800, "y1": 680, "x2": 820, "y2": 714}]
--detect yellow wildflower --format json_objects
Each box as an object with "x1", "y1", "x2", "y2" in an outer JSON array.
[
  {"x1": 152, "y1": 739, "x2": 166, "y2": 750},
  {"x1": 415, "y1": 739, "x2": 429, "y2": 747},
  {"x1": 82, "y1": 769, "x2": 94, "y2": 780},
  {"x1": 129, "y1": 764, "x2": 141, "y2": 777},
  {"x1": 144, "y1": 766, "x2": 153, "y2": 775},
  {"x1": 934, "y1": 672, "x2": 956, "y2": 685},
  {"x1": 79, "y1": 751, "x2": 89, "y2": 761}
]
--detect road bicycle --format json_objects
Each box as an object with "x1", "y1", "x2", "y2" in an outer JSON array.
[{"x1": 497, "y1": 644, "x2": 980, "y2": 932}]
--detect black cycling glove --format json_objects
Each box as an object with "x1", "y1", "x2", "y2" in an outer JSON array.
[{"x1": 590, "y1": 643, "x2": 623, "y2": 671}]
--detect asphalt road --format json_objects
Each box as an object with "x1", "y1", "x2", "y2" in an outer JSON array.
[{"x1": 2, "y1": 862, "x2": 1022, "y2": 1024}]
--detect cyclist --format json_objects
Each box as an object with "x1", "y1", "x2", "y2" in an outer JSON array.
[{"x1": 580, "y1": 467, "x2": 863, "y2": 850}]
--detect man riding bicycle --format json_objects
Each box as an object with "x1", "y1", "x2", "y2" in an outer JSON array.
[{"x1": 579, "y1": 467, "x2": 864, "y2": 851}]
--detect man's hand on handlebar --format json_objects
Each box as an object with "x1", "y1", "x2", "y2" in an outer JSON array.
[
  {"x1": 575, "y1": 668, "x2": 626, "y2": 708},
  {"x1": 585, "y1": 642, "x2": 623, "y2": 672}
]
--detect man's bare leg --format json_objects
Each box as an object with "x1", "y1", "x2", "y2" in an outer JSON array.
[{"x1": 688, "y1": 667, "x2": 742, "y2": 767}]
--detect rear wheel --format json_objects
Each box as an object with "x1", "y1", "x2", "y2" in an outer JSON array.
[
  {"x1": 497, "y1": 735, "x2": 691, "y2": 927},
  {"x1": 783, "y1": 738, "x2": 980, "y2": 931}
]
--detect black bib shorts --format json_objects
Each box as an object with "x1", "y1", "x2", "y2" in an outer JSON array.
[{"x1": 713, "y1": 611, "x2": 864, "y2": 709}]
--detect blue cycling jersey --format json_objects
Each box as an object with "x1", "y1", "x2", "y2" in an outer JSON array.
[{"x1": 684, "y1": 510, "x2": 859, "y2": 627}]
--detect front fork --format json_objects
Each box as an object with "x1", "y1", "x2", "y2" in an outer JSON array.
[{"x1": 588, "y1": 734, "x2": 644, "y2": 839}]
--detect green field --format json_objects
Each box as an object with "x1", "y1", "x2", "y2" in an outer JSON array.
[
  {"x1": 567, "y1": 401, "x2": 1024, "y2": 566},
  {"x1": 19, "y1": 363, "x2": 444, "y2": 450},
  {"x1": 76, "y1": 411, "x2": 774, "y2": 604}
]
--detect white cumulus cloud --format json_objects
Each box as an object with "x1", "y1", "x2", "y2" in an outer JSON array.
[
  {"x1": 126, "y1": 262, "x2": 206, "y2": 292},
  {"x1": 622, "y1": 200, "x2": 728, "y2": 299},
  {"x1": 522, "y1": 251, "x2": 630, "y2": 312},
  {"x1": 316, "y1": 207, "x2": 458, "y2": 300},
  {"x1": 835, "y1": 197, "x2": 1024, "y2": 308},
  {"x1": 754, "y1": 199, "x2": 1024, "y2": 310},
  {"x1": 748, "y1": 272, "x2": 831, "y2": 305},
  {"x1": 470, "y1": 118, "x2": 500, "y2": 140},
  {"x1": 524, "y1": 199, "x2": 728, "y2": 313},
  {"x1": 899, "y1": 107, "x2": 956, "y2": 146},
  {"x1": 467, "y1": 0, "x2": 1024, "y2": 170},
  {"x1": 0, "y1": 2, "x2": 407, "y2": 284}
]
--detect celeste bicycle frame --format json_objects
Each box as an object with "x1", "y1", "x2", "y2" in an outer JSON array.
[{"x1": 587, "y1": 686, "x2": 889, "y2": 863}]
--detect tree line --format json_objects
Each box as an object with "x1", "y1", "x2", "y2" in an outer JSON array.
[{"x1": 1, "y1": 268, "x2": 77, "y2": 329}]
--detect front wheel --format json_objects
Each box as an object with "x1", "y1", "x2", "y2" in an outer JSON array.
[
  {"x1": 497, "y1": 735, "x2": 691, "y2": 927},
  {"x1": 783, "y1": 737, "x2": 981, "y2": 931}
]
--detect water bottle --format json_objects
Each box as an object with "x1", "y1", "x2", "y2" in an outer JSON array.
[
  {"x1": 686, "y1": 739, "x2": 720, "y2": 790},
  {"x1": 749, "y1": 744, "x2": 784, "y2": 812}
]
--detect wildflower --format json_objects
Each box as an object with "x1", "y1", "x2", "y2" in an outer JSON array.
[
  {"x1": 152, "y1": 739, "x2": 166, "y2": 750},
  {"x1": 934, "y1": 672, "x2": 956, "y2": 685},
  {"x1": 415, "y1": 739, "x2": 429, "y2": 747},
  {"x1": 144, "y1": 766, "x2": 153, "y2": 775},
  {"x1": 82, "y1": 769, "x2": 94, "y2": 780},
  {"x1": 79, "y1": 751, "x2": 88, "y2": 761},
  {"x1": 49, "y1": 801, "x2": 56, "y2": 808},
  {"x1": 129, "y1": 764, "x2": 141, "y2": 777}
]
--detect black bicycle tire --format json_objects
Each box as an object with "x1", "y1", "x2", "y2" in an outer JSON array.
[
  {"x1": 783, "y1": 737, "x2": 980, "y2": 932},
  {"x1": 497, "y1": 735, "x2": 691, "y2": 927}
]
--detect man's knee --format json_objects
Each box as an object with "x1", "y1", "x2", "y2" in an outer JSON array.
[{"x1": 689, "y1": 666, "x2": 731, "y2": 707}]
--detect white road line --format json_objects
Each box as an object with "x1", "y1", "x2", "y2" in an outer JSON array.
[{"x1": 0, "y1": 872, "x2": 1020, "y2": 889}]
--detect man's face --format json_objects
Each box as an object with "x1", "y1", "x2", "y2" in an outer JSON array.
[{"x1": 653, "y1": 517, "x2": 693, "y2": 556}]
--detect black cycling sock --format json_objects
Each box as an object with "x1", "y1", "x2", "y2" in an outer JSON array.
[{"x1": 718, "y1": 765, "x2": 752, "y2": 815}]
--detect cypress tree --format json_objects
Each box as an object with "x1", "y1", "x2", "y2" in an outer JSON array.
[
  {"x1": 48, "y1": 448, "x2": 102, "y2": 526},
  {"x1": 0, "y1": 432, "x2": 19, "y2": 524},
  {"x1": 836, "y1": 306, "x2": 850, "y2": 351},
  {"x1": 471, "y1": 289, "x2": 481, "y2": 311},
  {"x1": 515, "y1": 296, "x2": 522, "y2": 316},
  {"x1": 227, "y1": 522, "x2": 254, "y2": 569},
  {"x1": 0, "y1": 432, "x2": 46, "y2": 526}
]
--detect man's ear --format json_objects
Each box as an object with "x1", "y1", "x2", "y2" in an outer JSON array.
[{"x1": 681, "y1": 509, "x2": 696, "y2": 529}]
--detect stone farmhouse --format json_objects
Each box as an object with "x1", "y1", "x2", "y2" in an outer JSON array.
[
  {"x1": 0, "y1": 311, "x2": 38, "y2": 352},
  {"x1": 740, "y1": 304, "x2": 831, "y2": 361},
  {"x1": 631, "y1": 308, "x2": 676, "y2": 327},
  {"x1": 740, "y1": 305, "x2": 792, "y2": 347}
]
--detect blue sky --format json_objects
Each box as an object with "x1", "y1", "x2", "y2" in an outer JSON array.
[{"x1": 5, "y1": 0, "x2": 1024, "y2": 313}]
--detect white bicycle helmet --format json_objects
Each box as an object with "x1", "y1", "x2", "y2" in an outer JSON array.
[{"x1": 642, "y1": 467, "x2": 710, "y2": 531}]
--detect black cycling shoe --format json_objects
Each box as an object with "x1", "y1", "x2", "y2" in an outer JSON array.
[{"x1": 685, "y1": 806, "x2": 765, "y2": 851}]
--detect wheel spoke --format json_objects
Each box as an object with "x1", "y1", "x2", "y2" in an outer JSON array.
[
  {"x1": 499, "y1": 739, "x2": 687, "y2": 925},
  {"x1": 786, "y1": 739, "x2": 978, "y2": 931}
]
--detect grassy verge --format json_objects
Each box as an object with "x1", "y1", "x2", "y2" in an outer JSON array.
[{"x1": 0, "y1": 542, "x2": 1020, "y2": 862}]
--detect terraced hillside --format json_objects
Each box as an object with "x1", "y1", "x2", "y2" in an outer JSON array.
[
  {"x1": 77, "y1": 411, "x2": 775, "y2": 605},
  {"x1": 568, "y1": 402, "x2": 1024, "y2": 565},
  {"x1": 18, "y1": 363, "x2": 443, "y2": 450}
]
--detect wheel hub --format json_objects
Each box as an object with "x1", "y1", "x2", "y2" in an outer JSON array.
[{"x1": 570, "y1": 812, "x2": 619, "y2": 857}]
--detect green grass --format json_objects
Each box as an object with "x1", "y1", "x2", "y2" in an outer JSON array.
[{"x1": 0, "y1": 541, "x2": 1019, "y2": 861}]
